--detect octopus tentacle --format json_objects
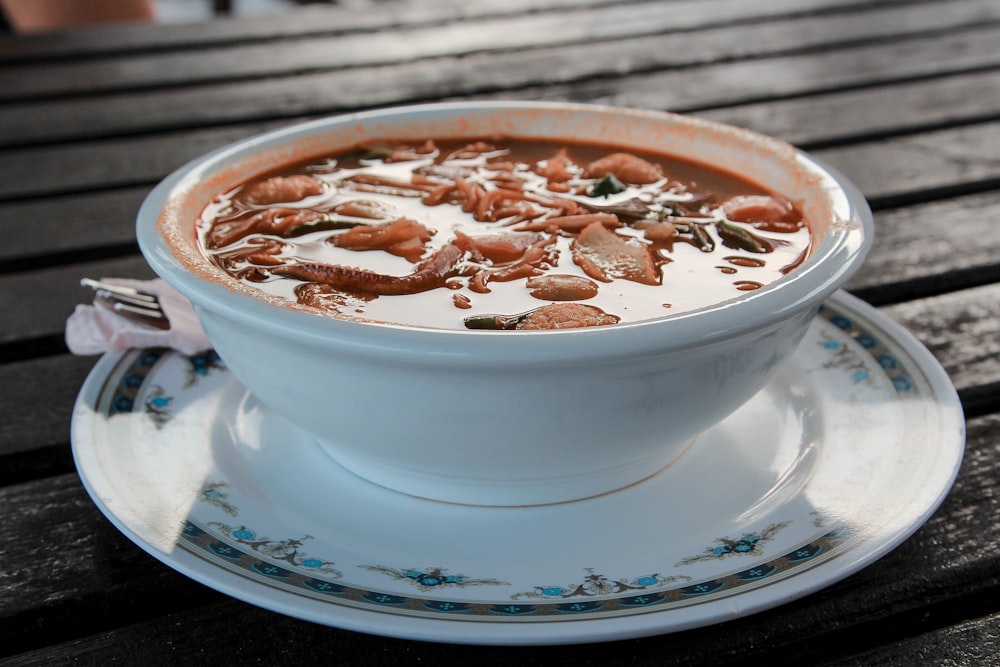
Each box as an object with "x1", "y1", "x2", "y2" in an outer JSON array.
[{"x1": 271, "y1": 243, "x2": 464, "y2": 296}]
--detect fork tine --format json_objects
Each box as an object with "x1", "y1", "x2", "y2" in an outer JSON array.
[
  {"x1": 81, "y1": 278, "x2": 158, "y2": 303},
  {"x1": 95, "y1": 288, "x2": 158, "y2": 308},
  {"x1": 112, "y1": 301, "x2": 168, "y2": 320},
  {"x1": 85, "y1": 277, "x2": 171, "y2": 330},
  {"x1": 94, "y1": 295, "x2": 171, "y2": 330}
]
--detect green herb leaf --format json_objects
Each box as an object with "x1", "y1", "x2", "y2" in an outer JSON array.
[
  {"x1": 589, "y1": 173, "x2": 626, "y2": 198},
  {"x1": 361, "y1": 147, "x2": 393, "y2": 161},
  {"x1": 716, "y1": 220, "x2": 773, "y2": 253},
  {"x1": 690, "y1": 223, "x2": 715, "y2": 253},
  {"x1": 463, "y1": 310, "x2": 532, "y2": 330}
]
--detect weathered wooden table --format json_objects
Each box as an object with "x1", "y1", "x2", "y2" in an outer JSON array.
[{"x1": 2, "y1": 0, "x2": 999, "y2": 663}]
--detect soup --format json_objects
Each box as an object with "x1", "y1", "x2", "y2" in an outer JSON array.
[{"x1": 197, "y1": 138, "x2": 811, "y2": 330}]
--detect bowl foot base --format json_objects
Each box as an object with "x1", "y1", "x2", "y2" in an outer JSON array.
[{"x1": 314, "y1": 438, "x2": 699, "y2": 507}]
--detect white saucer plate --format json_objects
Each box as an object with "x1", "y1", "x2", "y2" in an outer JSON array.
[{"x1": 72, "y1": 291, "x2": 965, "y2": 645}]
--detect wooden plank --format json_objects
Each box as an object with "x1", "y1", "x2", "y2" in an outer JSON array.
[
  {"x1": 2, "y1": 16, "x2": 998, "y2": 147},
  {"x1": 0, "y1": 123, "x2": 282, "y2": 200},
  {"x1": 0, "y1": 476, "x2": 226, "y2": 660},
  {"x1": 0, "y1": 257, "x2": 154, "y2": 458},
  {"x1": 0, "y1": 187, "x2": 146, "y2": 264},
  {"x1": 0, "y1": 254, "x2": 155, "y2": 345},
  {"x1": 0, "y1": 355, "x2": 97, "y2": 456},
  {"x1": 814, "y1": 121, "x2": 1000, "y2": 206},
  {"x1": 0, "y1": 0, "x2": 622, "y2": 62},
  {"x1": 0, "y1": 0, "x2": 912, "y2": 64},
  {"x1": 2, "y1": 0, "x2": 995, "y2": 102},
  {"x1": 883, "y1": 285, "x2": 1000, "y2": 402},
  {"x1": 1, "y1": 139, "x2": 996, "y2": 317},
  {"x1": 3, "y1": 411, "x2": 997, "y2": 662},
  {"x1": 818, "y1": 613, "x2": 1000, "y2": 666},
  {"x1": 0, "y1": 443, "x2": 74, "y2": 487},
  {"x1": 846, "y1": 190, "x2": 1000, "y2": 304},
  {"x1": 511, "y1": 27, "x2": 1000, "y2": 112},
  {"x1": 698, "y1": 69, "x2": 1000, "y2": 148}
]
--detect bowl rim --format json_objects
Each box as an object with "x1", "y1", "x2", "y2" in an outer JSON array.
[{"x1": 137, "y1": 101, "x2": 873, "y2": 358}]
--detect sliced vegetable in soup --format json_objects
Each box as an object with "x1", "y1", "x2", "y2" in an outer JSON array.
[{"x1": 197, "y1": 138, "x2": 812, "y2": 330}]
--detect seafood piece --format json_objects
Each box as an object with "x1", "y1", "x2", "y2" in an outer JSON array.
[
  {"x1": 460, "y1": 232, "x2": 558, "y2": 293},
  {"x1": 517, "y1": 303, "x2": 620, "y2": 329},
  {"x1": 205, "y1": 208, "x2": 327, "y2": 249},
  {"x1": 341, "y1": 173, "x2": 435, "y2": 197},
  {"x1": 454, "y1": 230, "x2": 545, "y2": 264},
  {"x1": 240, "y1": 175, "x2": 323, "y2": 205},
  {"x1": 361, "y1": 139, "x2": 437, "y2": 163},
  {"x1": 526, "y1": 274, "x2": 599, "y2": 301},
  {"x1": 515, "y1": 213, "x2": 620, "y2": 233},
  {"x1": 585, "y1": 153, "x2": 664, "y2": 184},
  {"x1": 271, "y1": 243, "x2": 464, "y2": 296},
  {"x1": 722, "y1": 195, "x2": 803, "y2": 233},
  {"x1": 444, "y1": 141, "x2": 499, "y2": 160},
  {"x1": 332, "y1": 199, "x2": 394, "y2": 220},
  {"x1": 332, "y1": 218, "x2": 435, "y2": 262},
  {"x1": 572, "y1": 221, "x2": 660, "y2": 285},
  {"x1": 215, "y1": 237, "x2": 287, "y2": 268},
  {"x1": 294, "y1": 282, "x2": 373, "y2": 313},
  {"x1": 636, "y1": 221, "x2": 677, "y2": 243},
  {"x1": 464, "y1": 303, "x2": 620, "y2": 330},
  {"x1": 535, "y1": 148, "x2": 575, "y2": 186}
]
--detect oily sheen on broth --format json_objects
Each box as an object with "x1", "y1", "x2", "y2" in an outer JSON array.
[{"x1": 196, "y1": 138, "x2": 812, "y2": 330}]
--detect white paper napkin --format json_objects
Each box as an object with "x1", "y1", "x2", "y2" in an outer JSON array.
[{"x1": 66, "y1": 278, "x2": 211, "y2": 356}]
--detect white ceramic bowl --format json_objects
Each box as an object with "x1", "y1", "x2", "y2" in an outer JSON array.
[{"x1": 137, "y1": 102, "x2": 872, "y2": 506}]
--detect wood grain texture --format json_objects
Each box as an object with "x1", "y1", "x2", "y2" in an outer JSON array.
[
  {"x1": 487, "y1": 27, "x2": 1000, "y2": 120},
  {"x1": 0, "y1": 0, "x2": 914, "y2": 64},
  {"x1": 0, "y1": 477, "x2": 226, "y2": 661},
  {"x1": 2, "y1": 0, "x2": 995, "y2": 102},
  {"x1": 0, "y1": 188, "x2": 146, "y2": 264},
  {"x1": 2, "y1": 10, "x2": 998, "y2": 147},
  {"x1": 0, "y1": 0, "x2": 622, "y2": 62},
  {"x1": 0, "y1": 124, "x2": 282, "y2": 200},
  {"x1": 816, "y1": 121, "x2": 1000, "y2": 206},
  {"x1": 884, "y1": 284, "x2": 1000, "y2": 408},
  {"x1": 699, "y1": 69, "x2": 1000, "y2": 148},
  {"x1": 824, "y1": 614, "x2": 1000, "y2": 666},
  {"x1": 0, "y1": 355, "x2": 104, "y2": 456},
  {"x1": 846, "y1": 190, "x2": 1000, "y2": 304},
  {"x1": 0, "y1": 254, "x2": 155, "y2": 344}
]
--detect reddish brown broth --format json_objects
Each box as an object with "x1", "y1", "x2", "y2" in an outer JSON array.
[{"x1": 197, "y1": 138, "x2": 812, "y2": 330}]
